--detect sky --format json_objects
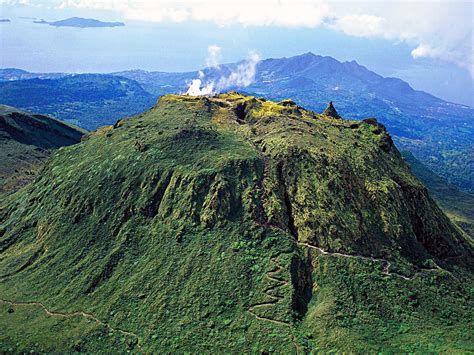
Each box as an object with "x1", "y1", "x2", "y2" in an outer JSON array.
[{"x1": 0, "y1": 0, "x2": 473, "y2": 106}]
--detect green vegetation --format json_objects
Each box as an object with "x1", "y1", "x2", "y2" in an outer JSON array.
[
  {"x1": 0, "y1": 105, "x2": 85, "y2": 195},
  {"x1": 1, "y1": 93, "x2": 472, "y2": 352},
  {"x1": 402, "y1": 151, "x2": 474, "y2": 238}
]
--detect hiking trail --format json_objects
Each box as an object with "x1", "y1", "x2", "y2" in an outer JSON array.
[{"x1": 0, "y1": 298, "x2": 144, "y2": 353}]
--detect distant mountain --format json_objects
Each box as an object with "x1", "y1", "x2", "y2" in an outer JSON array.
[
  {"x1": 1, "y1": 93, "x2": 472, "y2": 352},
  {"x1": 32, "y1": 19, "x2": 48, "y2": 24},
  {"x1": 0, "y1": 74, "x2": 155, "y2": 130},
  {"x1": 0, "y1": 19, "x2": 10, "y2": 23},
  {"x1": 0, "y1": 68, "x2": 68, "y2": 81},
  {"x1": 0, "y1": 105, "x2": 85, "y2": 195},
  {"x1": 112, "y1": 69, "x2": 194, "y2": 96},
  {"x1": 34, "y1": 17, "x2": 125, "y2": 28}
]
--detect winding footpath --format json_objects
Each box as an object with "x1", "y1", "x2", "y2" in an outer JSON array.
[
  {"x1": 247, "y1": 257, "x2": 303, "y2": 352},
  {"x1": 0, "y1": 298, "x2": 144, "y2": 353},
  {"x1": 297, "y1": 242, "x2": 442, "y2": 280},
  {"x1": 248, "y1": 241, "x2": 445, "y2": 328},
  {"x1": 247, "y1": 257, "x2": 291, "y2": 326}
]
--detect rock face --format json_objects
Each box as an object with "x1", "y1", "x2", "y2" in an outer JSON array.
[
  {"x1": 0, "y1": 93, "x2": 472, "y2": 353},
  {"x1": 322, "y1": 101, "x2": 341, "y2": 119}
]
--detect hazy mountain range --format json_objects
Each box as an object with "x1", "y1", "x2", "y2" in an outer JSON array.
[{"x1": 0, "y1": 73, "x2": 155, "y2": 130}]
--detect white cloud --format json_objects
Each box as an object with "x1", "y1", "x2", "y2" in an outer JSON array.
[
  {"x1": 186, "y1": 78, "x2": 214, "y2": 95},
  {"x1": 328, "y1": 1, "x2": 473, "y2": 76},
  {"x1": 411, "y1": 44, "x2": 436, "y2": 59},
  {"x1": 54, "y1": 0, "x2": 330, "y2": 27},
  {"x1": 215, "y1": 51, "x2": 260, "y2": 90},
  {"x1": 5, "y1": 0, "x2": 473, "y2": 76},
  {"x1": 189, "y1": 0, "x2": 330, "y2": 27},
  {"x1": 329, "y1": 15, "x2": 387, "y2": 38},
  {"x1": 0, "y1": 0, "x2": 31, "y2": 4}
]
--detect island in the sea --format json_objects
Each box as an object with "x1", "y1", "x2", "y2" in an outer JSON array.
[
  {"x1": 0, "y1": 19, "x2": 11, "y2": 23},
  {"x1": 33, "y1": 17, "x2": 124, "y2": 28}
]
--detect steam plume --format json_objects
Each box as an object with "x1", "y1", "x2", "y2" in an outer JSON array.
[{"x1": 186, "y1": 47, "x2": 260, "y2": 96}]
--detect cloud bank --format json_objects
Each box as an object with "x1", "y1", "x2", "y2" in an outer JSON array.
[{"x1": 326, "y1": 2, "x2": 473, "y2": 76}]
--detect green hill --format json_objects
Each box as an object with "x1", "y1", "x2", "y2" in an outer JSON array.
[
  {"x1": 402, "y1": 151, "x2": 474, "y2": 239},
  {"x1": 0, "y1": 93, "x2": 472, "y2": 353},
  {"x1": 0, "y1": 105, "x2": 85, "y2": 195}
]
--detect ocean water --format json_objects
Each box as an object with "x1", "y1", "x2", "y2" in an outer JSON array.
[{"x1": 0, "y1": 17, "x2": 214, "y2": 73}]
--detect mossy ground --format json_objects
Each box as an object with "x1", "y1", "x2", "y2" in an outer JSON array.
[{"x1": 1, "y1": 93, "x2": 472, "y2": 352}]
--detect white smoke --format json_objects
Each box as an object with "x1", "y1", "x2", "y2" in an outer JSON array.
[
  {"x1": 186, "y1": 79, "x2": 214, "y2": 96},
  {"x1": 205, "y1": 45, "x2": 222, "y2": 69},
  {"x1": 215, "y1": 52, "x2": 260, "y2": 91},
  {"x1": 185, "y1": 47, "x2": 260, "y2": 96}
]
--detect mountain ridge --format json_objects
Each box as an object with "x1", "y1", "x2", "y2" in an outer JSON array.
[{"x1": 2, "y1": 53, "x2": 469, "y2": 107}]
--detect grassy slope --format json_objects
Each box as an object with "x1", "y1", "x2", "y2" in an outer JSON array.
[
  {"x1": 403, "y1": 151, "x2": 474, "y2": 239},
  {"x1": 0, "y1": 93, "x2": 472, "y2": 353},
  {"x1": 0, "y1": 105, "x2": 85, "y2": 195}
]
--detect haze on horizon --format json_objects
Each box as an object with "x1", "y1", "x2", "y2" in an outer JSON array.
[{"x1": 0, "y1": 0, "x2": 473, "y2": 106}]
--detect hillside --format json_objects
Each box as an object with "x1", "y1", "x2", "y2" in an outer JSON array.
[
  {"x1": 0, "y1": 74, "x2": 155, "y2": 130},
  {"x1": 402, "y1": 151, "x2": 474, "y2": 238},
  {"x1": 0, "y1": 105, "x2": 85, "y2": 195},
  {"x1": 1, "y1": 93, "x2": 472, "y2": 353}
]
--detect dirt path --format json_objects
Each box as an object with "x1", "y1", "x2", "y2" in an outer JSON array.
[
  {"x1": 247, "y1": 257, "x2": 305, "y2": 351},
  {"x1": 0, "y1": 298, "x2": 144, "y2": 353},
  {"x1": 297, "y1": 242, "x2": 442, "y2": 280},
  {"x1": 248, "y1": 257, "x2": 291, "y2": 326},
  {"x1": 247, "y1": 239, "x2": 444, "y2": 327}
]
